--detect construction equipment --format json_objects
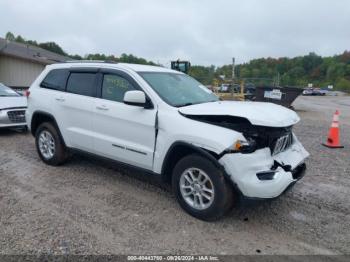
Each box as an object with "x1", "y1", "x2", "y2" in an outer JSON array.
[
  {"x1": 171, "y1": 60, "x2": 191, "y2": 74},
  {"x1": 216, "y1": 79, "x2": 252, "y2": 101}
]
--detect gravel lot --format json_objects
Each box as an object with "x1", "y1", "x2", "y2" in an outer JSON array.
[{"x1": 0, "y1": 96, "x2": 349, "y2": 255}]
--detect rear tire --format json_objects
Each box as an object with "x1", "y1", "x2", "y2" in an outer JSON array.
[
  {"x1": 172, "y1": 154, "x2": 235, "y2": 221},
  {"x1": 35, "y1": 122, "x2": 68, "y2": 166}
]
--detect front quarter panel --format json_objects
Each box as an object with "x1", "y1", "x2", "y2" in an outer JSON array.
[{"x1": 152, "y1": 109, "x2": 245, "y2": 174}]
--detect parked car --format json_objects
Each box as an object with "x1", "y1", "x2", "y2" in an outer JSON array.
[
  {"x1": 302, "y1": 88, "x2": 314, "y2": 96},
  {"x1": 0, "y1": 83, "x2": 27, "y2": 130},
  {"x1": 313, "y1": 88, "x2": 327, "y2": 96},
  {"x1": 302, "y1": 87, "x2": 326, "y2": 96},
  {"x1": 26, "y1": 62, "x2": 309, "y2": 221}
]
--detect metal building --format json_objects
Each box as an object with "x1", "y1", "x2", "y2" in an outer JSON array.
[{"x1": 0, "y1": 37, "x2": 69, "y2": 89}]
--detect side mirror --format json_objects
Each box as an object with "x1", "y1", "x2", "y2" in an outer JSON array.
[{"x1": 123, "y1": 90, "x2": 147, "y2": 107}]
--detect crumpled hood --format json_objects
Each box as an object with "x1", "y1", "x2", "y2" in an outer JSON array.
[
  {"x1": 179, "y1": 101, "x2": 300, "y2": 127},
  {"x1": 0, "y1": 97, "x2": 27, "y2": 109}
]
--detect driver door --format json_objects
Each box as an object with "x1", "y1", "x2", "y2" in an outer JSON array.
[{"x1": 92, "y1": 70, "x2": 157, "y2": 171}]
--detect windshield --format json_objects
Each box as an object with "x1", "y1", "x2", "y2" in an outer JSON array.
[
  {"x1": 139, "y1": 72, "x2": 218, "y2": 107},
  {"x1": 0, "y1": 84, "x2": 20, "y2": 97}
]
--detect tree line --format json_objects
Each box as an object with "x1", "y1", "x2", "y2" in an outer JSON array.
[
  {"x1": 4, "y1": 32, "x2": 156, "y2": 66},
  {"x1": 203, "y1": 52, "x2": 350, "y2": 92},
  {"x1": 4, "y1": 32, "x2": 350, "y2": 91}
]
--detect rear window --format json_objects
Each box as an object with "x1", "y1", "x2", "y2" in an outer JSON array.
[
  {"x1": 41, "y1": 69, "x2": 69, "y2": 91},
  {"x1": 0, "y1": 84, "x2": 20, "y2": 97},
  {"x1": 66, "y1": 73, "x2": 96, "y2": 97}
]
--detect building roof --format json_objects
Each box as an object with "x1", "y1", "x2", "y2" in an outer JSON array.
[{"x1": 0, "y1": 37, "x2": 69, "y2": 65}]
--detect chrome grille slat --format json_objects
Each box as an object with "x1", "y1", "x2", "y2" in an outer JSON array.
[
  {"x1": 272, "y1": 132, "x2": 293, "y2": 155},
  {"x1": 7, "y1": 110, "x2": 26, "y2": 123}
]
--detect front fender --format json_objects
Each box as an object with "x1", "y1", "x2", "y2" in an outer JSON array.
[{"x1": 152, "y1": 110, "x2": 245, "y2": 173}]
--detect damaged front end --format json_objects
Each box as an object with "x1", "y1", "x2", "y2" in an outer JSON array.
[
  {"x1": 183, "y1": 114, "x2": 310, "y2": 199},
  {"x1": 184, "y1": 114, "x2": 295, "y2": 156}
]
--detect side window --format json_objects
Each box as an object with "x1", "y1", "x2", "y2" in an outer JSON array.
[
  {"x1": 40, "y1": 69, "x2": 68, "y2": 91},
  {"x1": 66, "y1": 73, "x2": 96, "y2": 97},
  {"x1": 102, "y1": 74, "x2": 135, "y2": 102}
]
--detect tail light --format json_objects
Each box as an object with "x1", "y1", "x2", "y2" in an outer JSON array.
[{"x1": 24, "y1": 90, "x2": 30, "y2": 97}]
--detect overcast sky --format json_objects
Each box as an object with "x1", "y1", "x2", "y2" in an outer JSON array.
[{"x1": 0, "y1": 0, "x2": 349, "y2": 66}]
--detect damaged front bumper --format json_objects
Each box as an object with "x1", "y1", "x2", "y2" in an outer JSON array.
[{"x1": 219, "y1": 134, "x2": 309, "y2": 199}]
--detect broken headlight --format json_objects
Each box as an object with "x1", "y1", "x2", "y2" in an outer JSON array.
[{"x1": 232, "y1": 137, "x2": 257, "y2": 154}]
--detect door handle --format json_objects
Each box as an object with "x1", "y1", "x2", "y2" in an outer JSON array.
[
  {"x1": 96, "y1": 105, "x2": 109, "y2": 111},
  {"x1": 55, "y1": 97, "x2": 65, "y2": 102}
]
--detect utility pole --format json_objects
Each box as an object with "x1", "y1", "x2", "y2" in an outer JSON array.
[
  {"x1": 232, "y1": 57, "x2": 235, "y2": 83},
  {"x1": 231, "y1": 57, "x2": 235, "y2": 98}
]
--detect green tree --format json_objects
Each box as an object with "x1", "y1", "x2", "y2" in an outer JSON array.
[
  {"x1": 70, "y1": 54, "x2": 83, "y2": 60},
  {"x1": 335, "y1": 78, "x2": 350, "y2": 92},
  {"x1": 5, "y1": 31, "x2": 15, "y2": 41},
  {"x1": 188, "y1": 65, "x2": 215, "y2": 85},
  {"x1": 39, "y1": 42, "x2": 67, "y2": 56},
  {"x1": 302, "y1": 52, "x2": 323, "y2": 73},
  {"x1": 15, "y1": 35, "x2": 25, "y2": 43},
  {"x1": 3, "y1": 32, "x2": 350, "y2": 92},
  {"x1": 326, "y1": 63, "x2": 345, "y2": 81}
]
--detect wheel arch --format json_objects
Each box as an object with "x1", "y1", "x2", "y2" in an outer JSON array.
[
  {"x1": 161, "y1": 141, "x2": 222, "y2": 183},
  {"x1": 30, "y1": 111, "x2": 66, "y2": 146}
]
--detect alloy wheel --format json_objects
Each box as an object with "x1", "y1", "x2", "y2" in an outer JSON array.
[
  {"x1": 179, "y1": 167, "x2": 215, "y2": 210},
  {"x1": 38, "y1": 130, "x2": 55, "y2": 159}
]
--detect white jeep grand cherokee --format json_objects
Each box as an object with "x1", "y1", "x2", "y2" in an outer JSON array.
[{"x1": 26, "y1": 62, "x2": 309, "y2": 221}]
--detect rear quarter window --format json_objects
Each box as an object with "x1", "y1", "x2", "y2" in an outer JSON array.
[{"x1": 40, "y1": 69, "x2": 69, "y2": 91}]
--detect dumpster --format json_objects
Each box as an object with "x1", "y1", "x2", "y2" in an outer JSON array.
[{"x1": 254, "y1": 86, "x2": 303, "y2": 108}]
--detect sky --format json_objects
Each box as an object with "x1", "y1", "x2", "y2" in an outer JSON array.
[{"x1": 0, "y1": 0, "x2": 349, "y2": 66}]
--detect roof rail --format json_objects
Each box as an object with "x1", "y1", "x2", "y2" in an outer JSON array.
[{"x1": 65, "y1": 60, "x2": 118, "y2": 64}]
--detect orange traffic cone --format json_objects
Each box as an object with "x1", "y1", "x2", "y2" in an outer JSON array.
[{"x1": 322, "y1": 110, "x2": 344, "y2": 148}]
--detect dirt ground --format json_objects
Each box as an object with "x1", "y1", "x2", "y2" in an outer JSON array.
[{"x1": 0, "y1": 96, "x2": 349, "y2": 255}]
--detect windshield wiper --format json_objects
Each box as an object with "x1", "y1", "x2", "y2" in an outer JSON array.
[
  {"x1": 175, "y1": 102, "x2": 195, "y2": 107},
  {"x1": 175, "y1": 100, "x2": 219, "y2": 107}
]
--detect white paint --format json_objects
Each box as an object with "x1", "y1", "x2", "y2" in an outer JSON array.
[
  {"x1": 123, "y1": 90, "x2": 146, "y2": 104},
  {"x1": 219, "y1": 134, "x2": 309, "y2": 198},
  {"x1": 26, "y1": 62, "x2": 309, "y2": 200},
  {"x1": 0, "y1": 96, "x2": 27, "y2": 109},
  {"x1": 179, "y1": 100, "x2": 300, "y2": 127}
]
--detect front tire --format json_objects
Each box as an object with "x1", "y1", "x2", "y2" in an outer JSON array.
[
  {"x1": 172, "y1": 154, "x2": 235, "y2": 221},
  {"x1": 35, "y1": 122, "x2": 68, "y2": 166}
]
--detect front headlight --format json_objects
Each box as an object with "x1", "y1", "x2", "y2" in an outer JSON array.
[{"x1": 232, "y1": 138, "x2": 257, "y2": 153}]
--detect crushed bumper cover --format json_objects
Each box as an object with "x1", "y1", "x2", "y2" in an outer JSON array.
[{"x1": 219, "y1": 134, "x2": 309, "y2": 199}]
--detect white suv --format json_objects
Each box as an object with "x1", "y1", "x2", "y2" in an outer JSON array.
[{"x1": 26, "y1": 62, "x2": 309, "y2": 221}]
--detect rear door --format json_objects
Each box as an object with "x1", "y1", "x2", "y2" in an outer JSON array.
[
  {"x1": 92, "y1": 69, "x2": 157, "y2": 170},
  {"x1": 34, "y1": 69, "x2": 69, "y2": 135},
  {"x1": 58, "y1": 68, "x2": 99, "y2": 152}
]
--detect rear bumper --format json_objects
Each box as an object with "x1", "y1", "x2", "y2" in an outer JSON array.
[{"x1": 219, "y1": 134, "x2": 309, "y2": 199}]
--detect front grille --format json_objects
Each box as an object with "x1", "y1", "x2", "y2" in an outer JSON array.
[
  {"x1": 245, "y1": 126, "x2": 293, "y2": 155},
  {"x1": 271, "y1": 132, "x2": 293, "y2": 155},
  {"x1": 7, "y1": 110, "x2": 26, "y2": 123}
]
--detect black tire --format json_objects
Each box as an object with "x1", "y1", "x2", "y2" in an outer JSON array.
[
  {"x1": 172, "y1": 154, "x2": 235, "y2": 221},
  {"x1": 35, "y1": 122, "x2": 68, "y2": 166}
]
